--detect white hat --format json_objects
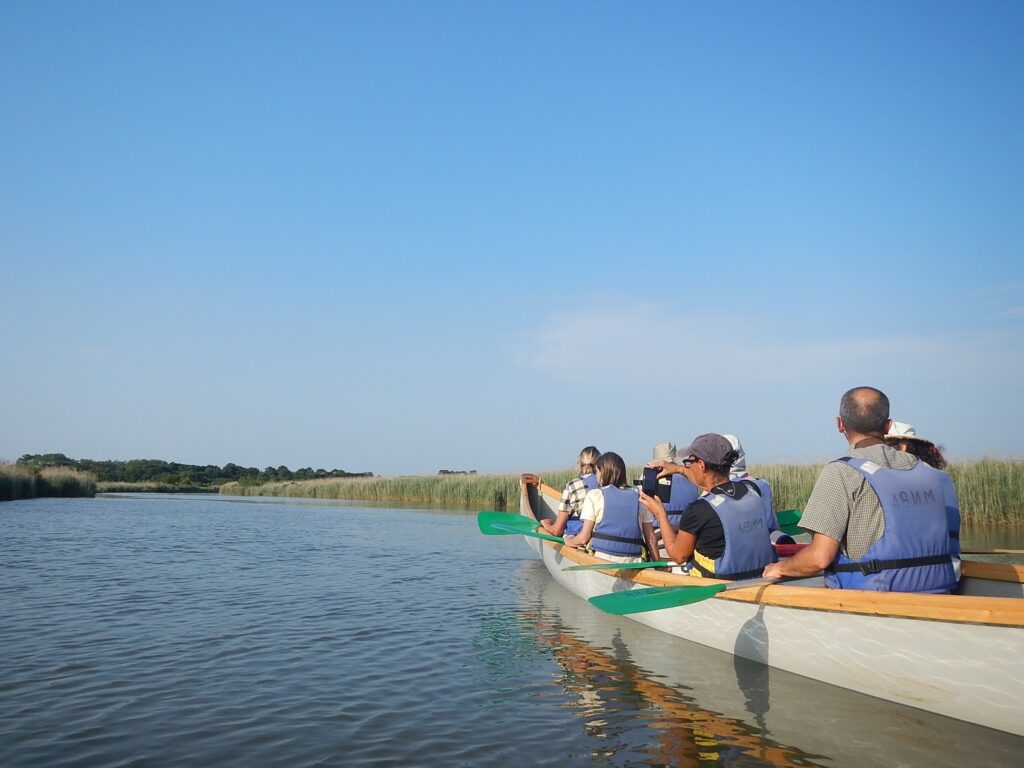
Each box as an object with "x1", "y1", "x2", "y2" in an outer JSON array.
[
  {"x1": 886, "y1": 421, "x2": 919, "y2": 439},
  {"x1": 722, "y1": 434, "x2": 747, "y2": 478},
  {"x1": 652, "y1": 441, "x2": 677, "y2": 463}
]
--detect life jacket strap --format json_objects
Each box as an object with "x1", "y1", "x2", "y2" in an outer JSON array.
[
  {"x1": 590, "y1": 532, "x2": 643, "y2": 545},
  {"x1": 713, "y1": 566, "x2": 766, "y2": 581},
  {"x1": 827, "y1": 553, "x2": 952, "y2": 576}
]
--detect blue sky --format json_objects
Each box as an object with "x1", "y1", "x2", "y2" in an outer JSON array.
[{"x1": 2, "y1": 1, "x2": 1022, "y2": 475}]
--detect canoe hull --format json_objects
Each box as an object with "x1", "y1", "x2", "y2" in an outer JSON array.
[{"x1": 519, "y1": 480, "x2": 1024, "y2": 736}]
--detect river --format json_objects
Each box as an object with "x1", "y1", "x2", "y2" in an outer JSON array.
[{"x1": 1, "y1": 494, "x2": 1021, "y2": 767}]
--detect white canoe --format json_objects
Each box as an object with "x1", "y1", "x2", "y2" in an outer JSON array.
[{"x1": 518, "y1": 479, "x2": 1024, "y2": 736}]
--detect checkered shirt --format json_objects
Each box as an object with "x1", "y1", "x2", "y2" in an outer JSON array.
[{"x1": 801, "y1": 443, "x2": 918, "y2": 561}]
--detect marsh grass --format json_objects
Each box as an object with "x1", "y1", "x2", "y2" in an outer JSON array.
[
  {"x1": 948, "y1": 460, "x2": 1024, "y2": 526},
  {"x1": 221, "y1": 460, "x2": 1024, "y2": 525},
  {"x1": 0, "y1": 463, "x2": 96, "y2": 500},
  {"x1": 98, "y1": 482, "x2": 215, "y2": 494},
  {"x1": 0, "y1": 462, "x2": 37, "y2": 501}
]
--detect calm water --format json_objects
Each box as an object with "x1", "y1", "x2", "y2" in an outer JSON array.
[{"x1": 1, "y1": 495, "x2": 1021, "y2": 767}]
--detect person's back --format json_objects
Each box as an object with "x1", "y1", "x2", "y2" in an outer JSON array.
[
  {"x1": 564, "y1": 451, "x2": 658, "y2": 564},
  {"x1": 723, "y1": 434, "x2": 780, "y2": 536},
  {"x1": 824, "y1": 449, "x2": 956, "y2": 592},
  {"x1": 640, "y1": 433, "x2": 777, "y2": 579},
  {"x1": 589, "y1": 484, "x2": 646, "y2": 559},
  {"x1": 542, "y1": 446, "x2": 600, "y2": 537},
  {"x1": 763, "y1": 387, "x2": 959, "y2": 593},
  {"x1": 685, "y1": 479, "x2": 779, "y2": 579}
]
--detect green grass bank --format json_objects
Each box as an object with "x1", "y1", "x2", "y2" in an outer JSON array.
[
  {"x1": 220, "y1": 459, "x2": 1024, "y2": 527},
  {"x1": 0, "y1": 463, "x2": 97, "y2": 501}
]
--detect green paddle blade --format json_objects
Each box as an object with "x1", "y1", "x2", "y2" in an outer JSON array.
[
  {"x1": 563, "y1": 561, "x2": 674, "y2": 572},
  {"x1": 589, "y1": 584, "x2": 727, "y2": 615},
  {"x1": 776, "y1": 509, "x2": 803, "y2": 536},
  {"x1": 478, "y1": 510, "x2": 542, "y2": 533},
  {"x1": 477, "y1": 511, "x2": 564, "y2": 543}
]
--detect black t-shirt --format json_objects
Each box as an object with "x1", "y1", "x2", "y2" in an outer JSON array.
[{"x1": 679, "y1": 480, "x2": 760, "y2": 561}]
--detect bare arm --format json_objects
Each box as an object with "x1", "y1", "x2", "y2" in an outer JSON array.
[
  {"x1": 564, "y1": 519, "x2": 595, "y2": 548},
  {"x1": 541, "y1": 510, "x2": 571, "y2": 536},
  {"x1": 641, "y1": 522, "x2": 660, "y2": 563},
  {"x1": 647, "y1": 459, "x2": 684, "y2": 480},
  {"x1": 640, "y1": 490, "x2": 695, "y2": 564},
  {"x1": 762, "y1": 533, "x2": 839, "y2": 579}
]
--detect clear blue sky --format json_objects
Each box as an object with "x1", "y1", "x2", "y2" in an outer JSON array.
[{"x1": 2, "y1": 1, "x2": 1022, "y2": 475}]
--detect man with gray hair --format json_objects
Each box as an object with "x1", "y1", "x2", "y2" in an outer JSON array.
[{"x1": 763, "y1": 387, "x2": 960, "y2": 593}]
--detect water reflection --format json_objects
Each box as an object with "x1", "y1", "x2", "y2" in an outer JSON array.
[
  {"x1": 513, "y1": 563, "x2": 1024, "y2": 768},
  {"x1": 516, "y1": 592, "x2": 825, "y2": 766}
]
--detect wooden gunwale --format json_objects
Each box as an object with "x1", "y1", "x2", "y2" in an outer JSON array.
[{"x1": 524, "y1": 480, "x2": 1024, "y2": 628}]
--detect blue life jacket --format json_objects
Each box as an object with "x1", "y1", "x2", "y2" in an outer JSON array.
[
  {"x1": 590, "y1": 486, "x2": 644, "y2": 557},
  {"x1": 654, "y1": 475, "x2": 700, "y2": 531},
  {"x1": 565, "y1": 473, "x2": 601, "y2": 536},
  {"x1": 938, "y1": 471, "x2": 961, "y2": 559},
  {"x1": 825, "y1": 457, "x2": 957, "y2": 593},
  {"x1": 738, "y1": 477, "x2": 778, "y2": 532},
  {"x1": 701, "y1": 482, "x2": 778, "y2": 579}
]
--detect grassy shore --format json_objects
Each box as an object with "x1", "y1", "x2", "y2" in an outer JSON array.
[
  {"x1": 0, "y1": 463, "x2": 97, "y2": 501},
  {"x1": 97, "y1": 482, "x2": 218, "y2": 494},
  {"x1": 220, "y1": 460, "x2": 1024, "y2": 526}
]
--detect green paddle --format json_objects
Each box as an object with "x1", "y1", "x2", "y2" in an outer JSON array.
[
  {"x1": 776, "y1": 509, "x2": 803, "y2": 536},
  {"x1": 477, "y1": 511, "x2": 564, "y2": 543},
  {"x1": 589, "y1": 576, "x2": 778, "y2": 615},
  {"x1": 563, "y1": 561, "x2": 676, "y2": 571}
]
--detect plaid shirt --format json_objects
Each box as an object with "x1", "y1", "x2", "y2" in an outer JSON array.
[
  {"x1": 558, "y1": 476, "x2": 592, "y2": 517},
  {"x1": 801, "y1": 443, "x2": 918, "y2": 561}
]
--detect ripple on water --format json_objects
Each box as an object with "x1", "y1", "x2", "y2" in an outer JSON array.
[{"x1": 2, "y1": 498, "x2": 1023, "y2": 767}]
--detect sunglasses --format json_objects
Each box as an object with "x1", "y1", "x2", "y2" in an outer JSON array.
[{"x1": 680, "y1": 456, "x2": 700, "y2": 467}]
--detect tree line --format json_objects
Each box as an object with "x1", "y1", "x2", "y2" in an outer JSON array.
[{"x1": 15, "y1": 454, "x2": 372, "y2": 488}]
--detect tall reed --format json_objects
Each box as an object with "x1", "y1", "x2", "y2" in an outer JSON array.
[
  {"x1": 0, "y1": 462, "x2": 37, "y2": 501},
  {"x1": 0, "y1": 463, "x2": 96, "y2": 501},
  {"x1": 947, "y1": 460, "x2": 1024, "y2": 526},
  {"x1": 36, "y1": 467, "x2": 97, "y2": 498},
  {"x1": 221, "y1": 460, "x2": 1024, "y2": 526}
]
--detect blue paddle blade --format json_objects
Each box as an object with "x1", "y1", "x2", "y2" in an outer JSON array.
[{"x1": 588, "y1": 584, "x2": 727, "y2": 615}]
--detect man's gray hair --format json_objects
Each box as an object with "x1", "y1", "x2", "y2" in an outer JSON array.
[{"x1": 839, "y1": 387, "x2": 890, "y2": 434}]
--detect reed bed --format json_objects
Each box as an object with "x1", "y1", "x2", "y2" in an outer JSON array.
[
  {"x1": 98, "y1": 482, "x2": 215, "y2": 494},
  {"x1": 0, "y1": 462, "x2": 38, "y2": 501},
  {"x1": 0, "y1": 463, "x2": 96, "y2": 500},
  {"x1": 221, "y1": 474, "x2": 525, "y2": 510},
  {"x1": 221, "y1": 460, "x2": 1024, "y2": 526},
  {"x1": 947, "y1": 460, "x2": 1024, "y2": 526}
]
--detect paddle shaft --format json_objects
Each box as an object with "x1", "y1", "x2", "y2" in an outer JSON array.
[
  {"x1": 588, "y1": 576, "x2": 780, "y2": 615},
  {"x1": 961, "y1": 548, "x2": 1024, "y2": 555},
  {"x1": 563, "y1": 561, "x2": 676, "y2": 572}
]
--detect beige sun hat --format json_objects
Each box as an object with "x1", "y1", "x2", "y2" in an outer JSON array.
[
  {"x1": 886, "y1": 421, "x2": 925, "y2": 441},
  {"x1": 722, "y1": 434, "x2": 747, "y2": 478},
  {"x1": 652, "y1": 441, "x2": 677, "y2": 463}
]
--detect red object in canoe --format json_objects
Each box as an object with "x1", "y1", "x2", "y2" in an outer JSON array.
[{"x1": 774, "y1": 542, "x2": 807, "y2": 558}]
